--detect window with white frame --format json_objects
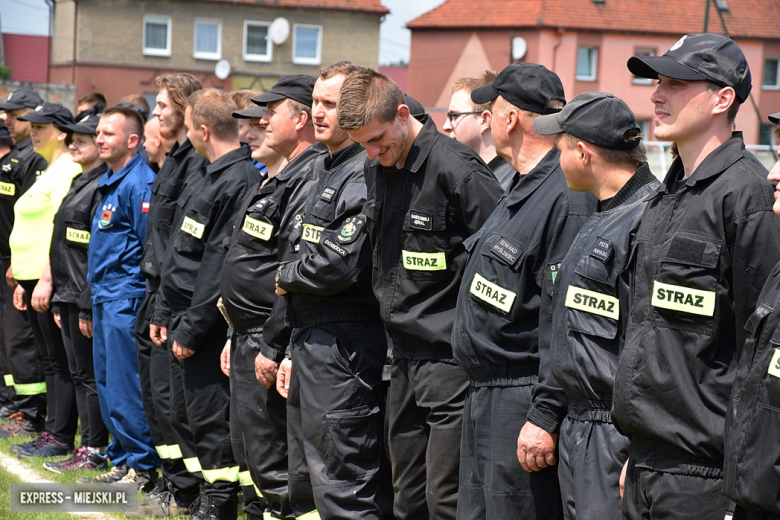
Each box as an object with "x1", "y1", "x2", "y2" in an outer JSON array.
[
  {"x1": 143, "y1": 16, "x2": 171, "y2": 56},
  {"x1": 293, "y1": 24, "x2": 322, "y2": 65},
  {"x1": 193, "y1": 19, "x2": 222, "y2": 60},
  {"x1": 244, "y1": 21, "x2": 272, "y2": 62},
  {"x1": 633, "y1": 49, "x2": 655, "y2": 84},
  {"x1": 763, "y1": 58, "x2": 780, "y2": 89},
  {"x1": 576, "y1": 46, "x2": 598, "y2": 81}
]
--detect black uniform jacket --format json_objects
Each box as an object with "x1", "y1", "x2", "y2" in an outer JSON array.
[
  {"x1": 723, "y1": 260, "x2": 780, "y2": 514},
  {"x1": 364, "y1": 116, "x2": 503, "y2": 360},
  {"x1": 158, "y1": 146, "x2": 260, "y2": 351},
  {"x1": 451, "y1": 148, "x2": 596, "y2": 433},
  {"x1": 278, "y1": 143, "x2": 380, "y2": 328},
  {"x1": 612, "y1": 133, "x2": 780, "y2": 470},
  {"x1": 549, "y1": 165, "x2": 659, "y2": 424},
  {"x1": 50, "y1": 163, "x2": 108, "y2": 319},
  {"x1": 220, "y1": 143, "x2": 325, "y2": 344},
  {"x1": 143, "y1": 140, "x2": 209, "y2": 327},
  {"x1": 0, "y1": 139, "x2": 47, "y2": 258}
]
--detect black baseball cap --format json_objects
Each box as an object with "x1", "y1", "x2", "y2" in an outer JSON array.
[
  {"x1": 115, "y1": 101, "x2": 148, "y2": 122},
  {"x1": 233, "y1": 105, "x2": 267, "y2": 119},
  {"x1": 19, "y1": 103, "x2": 75, "y2": 126},
  {"x1": 628, "y1": 33, "x2": 752, "y2": 103},
  {"x1": 251, "y1": 75, "x2": 316, "y2": 107},
  {"x1": 59, "y1": 112, "x2": 101, "y2": 136},
  {"x1": 404, "y1": 94, "x2": 426, "y2": 122},
  {"x1": 0, "y1": 87, "x2": 45, "y2": 111},
  {"x1": 533, "y1": 92, "x2": 641, "y2": 150},
  {"x1": 471, "y1": 63, "x2": 565, "y2": 115},
  {"x1": 768, "y1": 112, "x2": 780, "y2": 125},
  {"x1": 0, "y1": 123, "x2": 9, "y2": 137}
]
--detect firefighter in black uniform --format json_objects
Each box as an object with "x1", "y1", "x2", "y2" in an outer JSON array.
[
  {"x1": 338, "y1": 68, "x2": 503, "y2": 520},
  {"x1": 450, "y1": 64, "x2": 595, "y2": 520},
  {"x1": 612, "y1": 34, "x2": 780, "y2": 519},
  {"x1": 273, "y1": 62, "x2": 393, "y2": 519},
  {"x1": 0, "y1": 88, "x2": 47, "y2": 420},
  {"x1": 133, "y1": 73, "x2": 206, "y2": 518},
  {"x1": 219, "y1": 74, "x2": 322, "y2": 520},
  {"x1": 724, "y1": 113, "x2": 780, "y2": 520},
  {"x1": 156, "y1": 89, "x2": 260, "y2": 520},
  {"x1": 530, "y1": 92, "x2": 660, "y2": 520}
]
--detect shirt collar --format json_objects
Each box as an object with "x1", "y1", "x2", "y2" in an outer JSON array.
[
  {"x1": 100, "y1": 153, "x2": 142, "y2": 187},
  {"x1": 662, "y1": 132, "x2": 746, "y2": 190},
  {"x1": 170, "y1": 139, "x2": 195, "y2": 159},
  {"x1": 505, "y1": 147, "x2": 561, "y2": 207},
  {"x1": 205, "y1": 145, "x2": 251, "y2": 176},
  {"x1": 15, "y1": 136, "x2": 33, "y2": 152},
  {"x1": 402, "y1": 115, "x2": 438, "y2": 173},
  {"x1": 276, "y1": 142, "x2": 328, "y2": 182}
]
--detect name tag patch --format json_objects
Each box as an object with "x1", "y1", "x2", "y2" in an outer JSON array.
[
  {"x1": 590, "y1": 237, "x2": 613, "y2": 263},
  {"x1": 402, "y1": 250, "x2": 446, "y2": 271},
  {"x1": 469, "y1": 273, "x2": 516, "y2": 313},
  {"x1": 302, "y1": 223, "x2": 324, "y2": 244},
  {"x1": 320, "y1": 187, "x2": 336, "y2": 202},
  {"x1": 565, "y1": 286, "x2": 619, "y2": 320},
  {"x1": 66, "y1": 228, "x2": 90, "y2": 244},
  {"x1": 181, "y1": 217, "x2": 205, "y2": 239},
  {"x1": 323, "y1": 238, "x2": 348, "y2": 257},
  {"x1": 254, "y1": 198, "x2": 270, "y2": 212},
  {"x1": 769, "y1": 349, "x2": 780, "y2": 379},
  {"x1": 491, "y1": 237, "x2": 521, "y2": 265},
  {"x1": 651, "y1": 281, "x2": 715, "y2": 317},
  {"x1": 0, "y1": 181, "x2": 14, "y2": 196},
  {"x1": 408, "y1": 211, "x2": 432, "y2": 231},
  {"x1": 243, "y1": 216, "x2": 273, "y2": 241}
]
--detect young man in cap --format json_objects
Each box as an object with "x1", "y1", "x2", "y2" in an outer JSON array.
[
  {"x1": 450, "y1": 63, "x2": 595, "y2": 520},
  {"x1": 611, "y1": 34, "x2": 780, "y2": 519},
  {"x1": 338, "y1": 68, "x2": 503, "y2": 520},
  {"x1": 530, "y1": 92, "x2": 659, "y2": 520},
  {"x1": 443, "y1": 71, "x2": 514, "y2": 191},
  {"x1": 157, "y1": 89, "x2": 260, "y2": 520},
  {"x1": 133, "y1": 73, "x2": 207, "y2": 517},
  {"x1": 273, "y1": 62, "x2": 393, "y2": 519},
  {"x1": 80, "y1": 106, "x2": 158, "y2": 486}
]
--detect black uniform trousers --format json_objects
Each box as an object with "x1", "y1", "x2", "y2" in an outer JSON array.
[
  {"x1": 19, "y1": 279, "x2": 78, "y2": 445},
  {"x1": 230, "y1": 330, "x2": 292, "y2": 519},
  {"x1": 0, "y1": 258, "x2": 40, "y2": 420},
  {"x1": 287, "y1": 323, "x2": 393, "y2": 520},
  {"x1": 733, "y1": 508, "x2": 780, "y2": 520},
  {"x1": 59, "y1": 304, "x2": 108, "y2": 448},
  {"x1": 168, "y1": 314, "x2": 238, "y2": 506},
  {"x1": 388, "y1": 357, "x2": 469, "y2": 520},
  {"x1": 458, "y1": 384, "x2": 562, "y2": 520},
  {"x1": 557, "y1": 411, "x2": 628, "y2": 520},
  {"x1": 0, "y1": 259, "x2": 15, "y2": 408},
  {"x1": 135, "y1": 290, "x2": 198, "y2": 500}
]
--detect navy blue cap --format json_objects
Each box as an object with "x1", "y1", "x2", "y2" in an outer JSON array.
[
  {"x1": 251, "y1": 75, "x2": 316, "y2": 107},
  {"x1": 471, "y1": 63, "x2": 565, "y2": 115}
]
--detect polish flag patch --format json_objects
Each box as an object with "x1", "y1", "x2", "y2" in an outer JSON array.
[{"x1": 142, "y1": 201, "x2": 150, "y2": 213}]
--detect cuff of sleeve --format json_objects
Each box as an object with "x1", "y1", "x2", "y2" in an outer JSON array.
[
  {"x1": 526, "y1": 404, "x2": 561, "y2": 434},
  {"x1": 227, "y1": 327, "x2": 234, "y2": 339},
  {"x1": 78, "y1": 310, "x2": 92, "y2": 321},
  {"x1": 173, "y1": 329, "x2": 198, "y2": 352},
  {"x1": 51, "y1": 303, "x2": 62, "y2": 315},
  {"x1": 151, "y1": 310, "x2": 170, "y2": 328},
  {"x1": 260, "y1": 342, "x2": 285, "y2": 364},
  {"x1": 278, "y1": 263, "x2": 293, "y2": 292}
]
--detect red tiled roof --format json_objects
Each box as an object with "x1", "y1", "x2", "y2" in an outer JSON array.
[
  {"x1": 205, "y1": 0, "x2": 389, "y2": 15},
  {"x1": 407, "y1": 0, "x2": 780, "y2": 39},
  {"x1": 2, "y1": 33, "x2": 49, "y2": 83}
]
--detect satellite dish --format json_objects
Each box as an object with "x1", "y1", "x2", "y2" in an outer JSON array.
[
  {"x1": 512, "y1": 37, "x2": 527, "y2": 60},
  {"x1": 215, "y1": 59, "x2": 231, "y2": 80},
  {"x1": 269, "y1": 17, "x2": 290, "y2": 45}
]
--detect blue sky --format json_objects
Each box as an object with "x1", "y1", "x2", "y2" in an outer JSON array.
[{"x1": 0, "y1": 0, "x2": 446, "y2": 65}]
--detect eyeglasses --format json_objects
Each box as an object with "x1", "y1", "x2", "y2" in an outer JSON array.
[{"x1": 445, "y1": 111, "x2": 482, "y2": 122}]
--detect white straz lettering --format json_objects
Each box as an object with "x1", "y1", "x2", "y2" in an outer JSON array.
[
  {"x1": 401, "y1": 250, "x2": 446, "y2": 271},
  {"x1": 242, "y1": 216, "x2": 273, "y2": 241},
  {"x1": 469, "y1": 273, "x2": 516, "y2": 313},
  {"x1": 651, "y1": 281, "x2": 715, "y2": 317},
  {"x1": 0, "y1": 181, "x2": 14, "y2": 196},
  {"x1": 565, "y1": 286, "x2": 619, "y2": 320},
  {"x1": 181, "y1": 217, "x2": 205, "y2": 239},
  {"x1": 302, "y1": 223, "x2": 324, "y2": 244},
  {"x1": 65, "y1": 228, "x2": 90, "y2": 244}
]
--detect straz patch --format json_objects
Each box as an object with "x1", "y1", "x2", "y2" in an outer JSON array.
[
  {"x1": 565, "y1": 286, "x2": 619, "y2": 320},
  {"x1": 769, "y1": 349, "x2": 780, "y2": 379},
  {"x1": 320, "y1": 187, "x2": 336, "y2": 203},
  {"x1": 99, "y1": 204, "x2": 116, "y2": 229},
  {"x1": 590, "y1": 237, "x2": 613, "y2": 263},
  {"x1": 469, "y1": 273, "x2": 516, "y2": 313},
  {"x1": 323, "y1": 238, "x2": 348, "y2": 257},
  {"x1": 402, "y1": 250, "x2": 446, "y2": 271},
  {"x1": 408, "y1": 211, "x2": 433, "y2": 231},
  {"x1": 243, "y1": 216, "x2": 273, "y2": 241},
  {"x1": 65, "y1": 228, "x2": 90, "y2": 244},
  {"x1": 302, "y1": 223, "x2": 324, "y2": 244},
  {"x1": 181, "y1": 216, "x2": 205, "y2": 239},
  {"x1": 0, "y1": 181, "x2": 15, "y2": 196},
  {"x1": 491, "y1": 237, "x2": 521, "y2": 265},
  {"x1": 338, "y1": 217, "x2": 363, "y2": 243},
  {"x1": 549, "y1": 262, "x2": 562, "y2": 284},
  {"x1": 651, "y1": 281, "x2": 715, "y2": 317}
]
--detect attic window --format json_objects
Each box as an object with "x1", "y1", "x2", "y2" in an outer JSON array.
[{"x1": 715, "y1": 0, "x2": 728, "y2": 11}]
